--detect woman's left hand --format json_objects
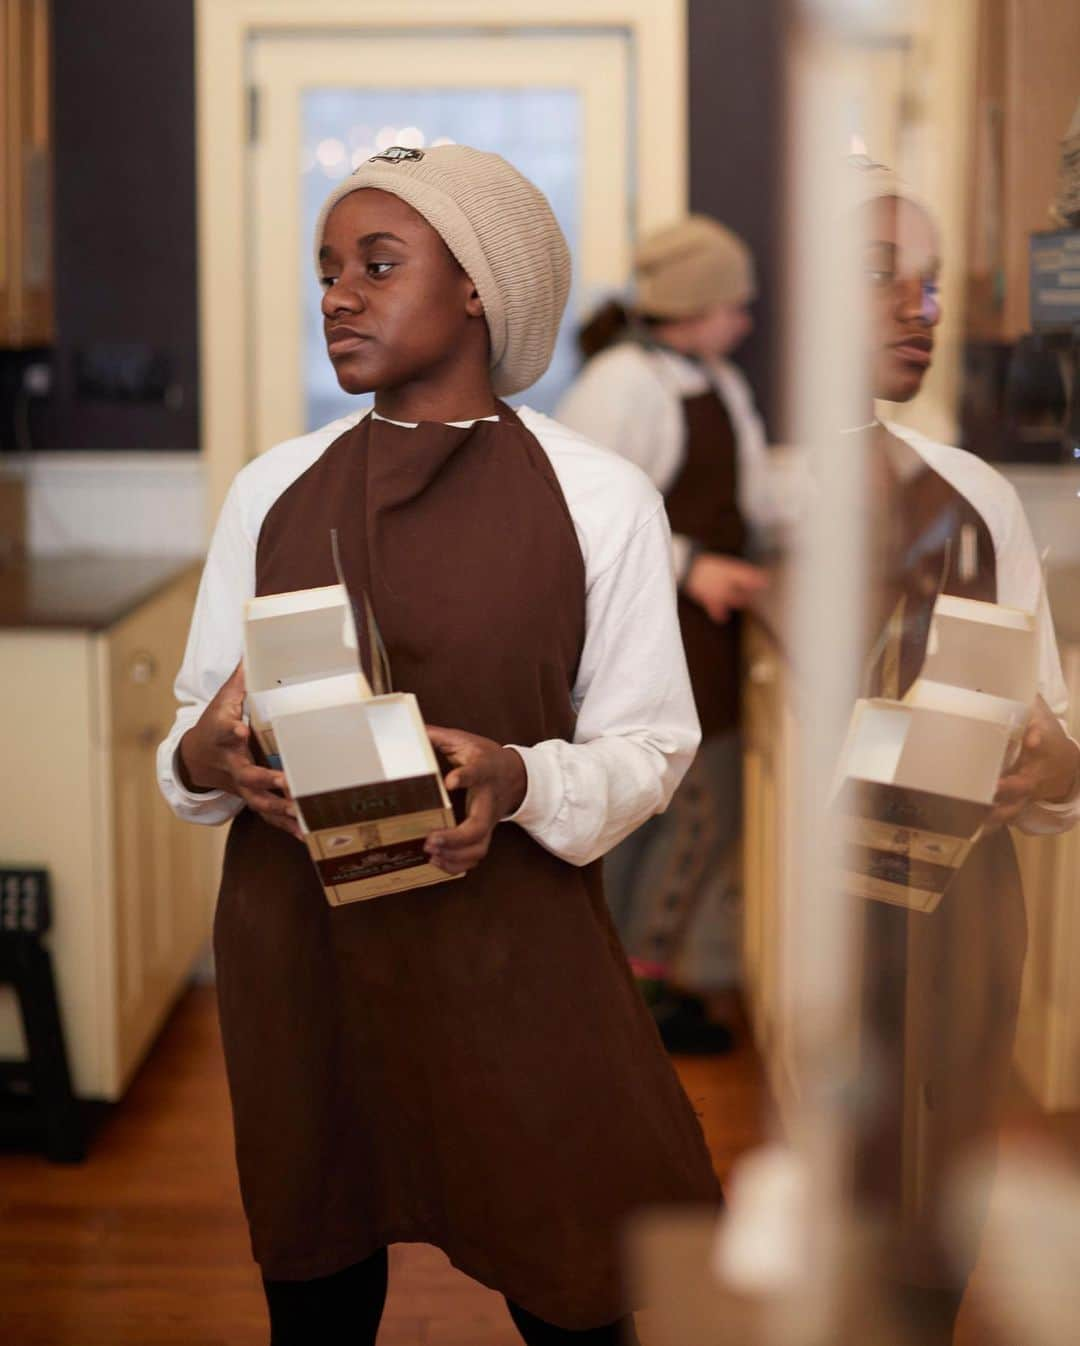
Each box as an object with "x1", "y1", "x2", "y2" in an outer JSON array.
[
  {"x1": 990, "y1": 695, "x2": 1080, "y2": 826},
  {"x1": 424, "y1": 726, "x2": 528, "y2": 875}
]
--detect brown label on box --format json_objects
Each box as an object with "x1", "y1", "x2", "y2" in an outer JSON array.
[
  {"x1": 847, "y1": 843, "x2": 957, "y2": 896},
  {"x1": 327, "y1": 861, "x2": 459, "y2": 906},
  {"x1": 846, "y1": 816, "x2": 970, "y2": 869},
  {"x1": 843, "y1": 870, "x2": 944, "y2": 912},
  {"x1": 835, "y1": 779, "x2": 988, "y2": 839},
  {"x1": 315, "y1": 838, "x2": 431, "y2": 887},
  {"x1": 308, "y1": 809, "x2": 451, "y2": 860},
  {"x1": 298, "y1": 774, "x2": 444, "y2": 830}
]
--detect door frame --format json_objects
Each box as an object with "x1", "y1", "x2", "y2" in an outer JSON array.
[
  {"x1": 195, "y1": 0, "x2": 688, "y2": 519},
  {"x1": 249, "y1": 31, "x2": 632, "y2": 455}
]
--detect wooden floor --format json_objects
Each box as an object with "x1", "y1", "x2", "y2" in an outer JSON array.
[{"x1": 0, "y1": 987, "x2": 766, "y2": 1346}]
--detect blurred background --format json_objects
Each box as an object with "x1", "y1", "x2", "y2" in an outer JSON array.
[{"x1": 1, "y1": 1, "x2": 1079, "y2": 1343}]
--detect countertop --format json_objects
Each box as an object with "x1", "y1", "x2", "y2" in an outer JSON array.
[{"x1": 0, "y1": 553, "x2": 199, "y2": 631}]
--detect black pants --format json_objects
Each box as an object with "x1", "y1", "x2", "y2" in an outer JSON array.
[{"x1": 263, "y1": 1249, "x2": 639, "y2": 1345}]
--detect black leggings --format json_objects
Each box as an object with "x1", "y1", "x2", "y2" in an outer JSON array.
[{"x1": 263, "y1": 1249, "x2": 639, "y2": 1345}]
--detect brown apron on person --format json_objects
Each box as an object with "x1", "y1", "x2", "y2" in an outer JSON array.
[
  {"x1": 664, "y1": 388, "x2": 748, "y2": 738},
  {"x1": 213, "y1": 407, "x2": 722, "y2": 1329},
  {"x1": 854, "y1": 428, "x2": 1026, "y2": 1292}
]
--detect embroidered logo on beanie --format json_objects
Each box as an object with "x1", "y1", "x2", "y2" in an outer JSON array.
[{"x1": 369, "y1": 146, "x2": 425, "y2": 165}]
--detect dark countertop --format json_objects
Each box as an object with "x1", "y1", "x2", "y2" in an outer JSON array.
[{"x1": 0, "y1": 553, "x2": 200, "y2": 631}]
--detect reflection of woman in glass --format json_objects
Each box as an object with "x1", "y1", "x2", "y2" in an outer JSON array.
[
  {"x1": 557, "y1": 217, "x2": 794, "y2": 1053},
  {"x1": 849, "y1": 158, "x2": 1080, "y2": 1343},
  {"x1": 157, "y1": 145, "x2": 722, "y2": 1346}
]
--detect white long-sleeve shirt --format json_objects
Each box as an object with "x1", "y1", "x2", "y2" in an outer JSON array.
[
  {"x1": 555, "y1": 342, "x2": 808, "y2": 577},
  {"x1": 886, "y1": 421, "x2": 1079, "y2": 835},
  {"x1": 156, "y1": 406, "x2": 702, "y2": 866}
]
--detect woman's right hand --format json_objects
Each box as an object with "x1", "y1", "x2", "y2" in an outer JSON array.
[
  {"x1": 683, "y1": 552, "x2": 769, "y2": 624},
  {"x1": 178, "y1": 663, "x2": 301, "y2": 837}
]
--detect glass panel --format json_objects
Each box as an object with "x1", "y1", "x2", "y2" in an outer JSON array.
[{"x1": 302, "y1": 87, "x2": 583, "y2": 429}]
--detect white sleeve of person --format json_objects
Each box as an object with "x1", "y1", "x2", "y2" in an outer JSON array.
[
  {"x1": 155, "y1": 475, "x2": 253, "y2": 826},
  {"x1": 505, "y1": 499, "x2": 702, "y2": 866},
  {"x1": 996, "y1": 480, "x2": 1080, "y2": 834},
  {"x1": 555, "y1": 344, "x2": 697, "y2": 580},
  {"x1": 713, "y1": 359, "x2": 810, "y2": 536},
  {"x1": 156, "y1": 412, "x2": 364, "y2": 825}
]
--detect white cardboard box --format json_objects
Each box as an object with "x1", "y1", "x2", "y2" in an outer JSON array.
[
  {"x1": 243, "y1": 583, "x2": 458, "y2": 905},
  {"x1": 835, "y1": 594, "x2": 1038, "y2": 912}
]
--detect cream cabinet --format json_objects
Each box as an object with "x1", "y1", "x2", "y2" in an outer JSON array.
[
  {"x1": 0, "y1": 557, "x2": 218, "y2": 1100},
  {"x1": 740, "y1": 615, "x2": 799, "y2": 1118},
  {"x1": 1013, "y1": 640, "x2": 1080, "y2": 1111}
]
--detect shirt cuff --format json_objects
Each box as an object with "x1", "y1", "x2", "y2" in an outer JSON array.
[
  {"x1": 501, "y1": 743, "x2": 562, "y2": 831},
  {"x1": 671, "y1": 534, "x2": 698, "y2": 586},
  {"x1": 1042, "y1": 734, "x2": 1080, "y2": 808},
  {"x1": 1016, "y1": 736, "x2": 1080, "y2": 832},
  {"x1": 166, "y1": 742, "x2": 230, "y2": 810}
]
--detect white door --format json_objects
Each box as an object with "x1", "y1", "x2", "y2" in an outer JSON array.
[{"x1": 248, "y1": 30, "x2": 632, "y2": 455}]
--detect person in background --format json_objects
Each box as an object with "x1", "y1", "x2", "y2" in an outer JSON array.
[{"x1": 557, "y1": 215, "x2": 794, "y2": 1053}]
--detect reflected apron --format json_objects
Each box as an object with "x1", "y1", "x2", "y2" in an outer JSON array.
[
  {"x1": 856, "y1": 430, "x2": 1026, "y2": 1289},
  {"x1": 213, "y1": 407, "x2": 722, "y2": 1329}
]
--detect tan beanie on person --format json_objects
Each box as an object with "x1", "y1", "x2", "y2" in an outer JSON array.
[
  {"x1": 847, "y1": 152, "x2": 924, "y2": 212},
  {"x1": 633, "y1": 214, "x2": 756, "y2": 320},
  {"x1": 314, "y1": 144, "x2": 570, "y2": 397}
]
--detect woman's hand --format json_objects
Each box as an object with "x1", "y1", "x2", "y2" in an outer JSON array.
[
  {"x1": 424, "y1": 726, "x2": 528, "y2": 875},
  {"x1": 178, "y1": 663, "x2": 301, "y2": 838},
  {"x1": 990, "y1": 695, "x2": 1080, "y2": 827},
  {"x1": 683, "y1": 552, "x2": 769, "y2": 624}
]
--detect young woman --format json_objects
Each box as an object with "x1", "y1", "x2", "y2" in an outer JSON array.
[
  {"x1": 556, "y1": 216, "x2": 796, "y2": 1052},
  {"x1": 157, "y1": 145, "x2": 721, "y2": 1345},
  {"x1": 847, "y1": 157, "x2": 1080, "y2": 1342}
]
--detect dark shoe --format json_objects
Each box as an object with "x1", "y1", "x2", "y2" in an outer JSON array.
[{"x1": 651, "y1": 992, "x2": 735, "y2": 1055}]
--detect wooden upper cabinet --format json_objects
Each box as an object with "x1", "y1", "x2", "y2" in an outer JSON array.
[
  {"x1": 1, "y1": 0, "x2": 52, "y2": 348},
  {"x1": 967, "y1": 0, "x2": 1080, "y2": 343}
]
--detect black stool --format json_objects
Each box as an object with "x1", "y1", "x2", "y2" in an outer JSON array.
[{"x1": 0, "y1": 868, "x2": 85, "y2": 1162}]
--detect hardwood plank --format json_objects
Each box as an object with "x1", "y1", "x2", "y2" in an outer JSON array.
[{"x1": 0, "y1": 986, "x2": 764, "y2": 1344}]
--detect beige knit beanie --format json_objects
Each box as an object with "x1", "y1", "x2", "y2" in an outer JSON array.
[
  {"x1": 633, "y1": 215, "x2": 756, "y2": 320},
  {"x1": 314, "y1": 144, "x2": 570, "y2": 397},
  {"x1": 847, "y1": 152, "x2": 924, "y2": 213}
]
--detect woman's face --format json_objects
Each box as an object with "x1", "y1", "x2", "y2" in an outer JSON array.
[
  {"x1": 864, "y1": 196, "x2": 942, "y2": 403},
  {"x1": 318, "y1": 189, "x2": 487, "y2": 395},
  {"x1": 655, "y1": 302, "x2": 754, "y2": 360}
]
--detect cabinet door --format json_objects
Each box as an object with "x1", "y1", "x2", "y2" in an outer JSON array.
[
  {"x1": 1013, "y1": 642, "x2": 1080, "y2": 1110},
  {"x1": 741, "y1": 621, "x2": 781, "y2": 1049},
  {"x1": 0, "y1": 0, "x2": 52, "y2": 347},
  {"x1": 105, "y1": 569, "x2": 217, "y2": 1093}
]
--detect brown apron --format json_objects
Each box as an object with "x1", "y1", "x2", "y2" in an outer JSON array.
[
  {"x1": 854, "y1": 428, "x2": 1026, "y2": 1289},
  {"x1": 664, "y1": 387, "x2": 748, "y2": 738},
  {"x1": 213, "y1": 407, "x2": 722, "y2": 1328}
]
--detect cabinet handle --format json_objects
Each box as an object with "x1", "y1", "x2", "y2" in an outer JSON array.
[
  {"x1": 137, "y1": 724, "x2": 162, "y2": 747},
  {"x1": 749, "y1": 658, "x2": 777, "y2": 686},
  {"x1": 129, "y1": 652, "x2": 158, "y2": 685}
]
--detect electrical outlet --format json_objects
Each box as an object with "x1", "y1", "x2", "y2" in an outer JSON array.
[
  {"x1": 21, "y1": 361, "x2": 52, "y2": 398},
  {"x1": 0, "y1": 868, "x2": 51, "y2": 935}
]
